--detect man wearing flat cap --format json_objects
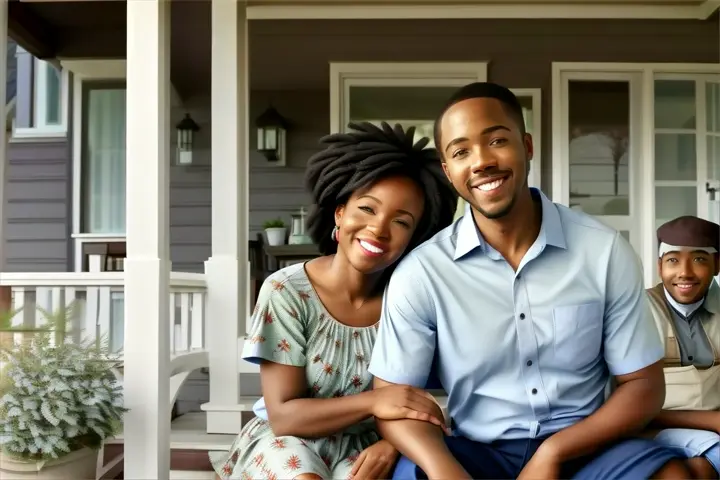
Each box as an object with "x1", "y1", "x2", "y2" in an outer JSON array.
[{"x1": 646, "y1": 215, "x2": 720, "y2": 479}]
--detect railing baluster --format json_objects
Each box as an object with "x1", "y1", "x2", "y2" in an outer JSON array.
[
  {"x1": 179, "y1": 292, "x2": 190, "y2": 352},
  {"x1": 97, "y1": 287, "x2": 111, "y2": 348},
  {"x1": 169, "y1": 293, "x2": 177, "y2": 354},
  {"x1": 190, "y1": 292, "x2": 204, "y2": 350}
]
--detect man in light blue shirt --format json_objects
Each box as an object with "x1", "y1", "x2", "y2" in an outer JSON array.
[{"x1": 369, "y1": 82, "x2": 689, "y2": 479}]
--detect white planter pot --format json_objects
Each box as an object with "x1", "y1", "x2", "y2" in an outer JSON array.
[
  {"x1": 265, "y1": 227, "x2": 287, "y2": 246},
  {"x1": 0, "y1": 447, "x2": 99, "y2": 480}
]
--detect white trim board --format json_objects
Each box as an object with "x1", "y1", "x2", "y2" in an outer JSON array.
[{"x1": 247, "y1": 1, "x2": 718, "y2": 20}]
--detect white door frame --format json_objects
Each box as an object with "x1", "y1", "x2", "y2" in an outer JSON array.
[
  {"x1": 552, "y1": 69, "x2": 643, "y2": 254},
  {"x1": 551, "y1": 62, "x2": 720, "y2": 287},
  {"x1": 511, "y1": 88, "x2": 543, "y2": 191}
]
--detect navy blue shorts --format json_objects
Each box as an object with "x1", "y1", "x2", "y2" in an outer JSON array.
[{"x1": 392, "y1": 435, "x2": 683, "y2": 480}]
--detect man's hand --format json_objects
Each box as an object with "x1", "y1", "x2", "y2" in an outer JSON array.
[
  {"x1": 350, "y1": 439, "x2": 399, "y2": 480},
  {"x1": 517, "y1": 444, "x2": 562, "y2": 480}
]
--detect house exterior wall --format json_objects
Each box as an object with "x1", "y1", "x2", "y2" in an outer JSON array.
[
  {"x1": 3, "y1": 140, "x2": 72, "y2": 272},
  {"x1": 2, "y1": 17, "x2": 718, "y2": 275}
]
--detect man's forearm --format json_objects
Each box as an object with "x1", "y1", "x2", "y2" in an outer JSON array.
[
  {"x1": 376, "y1": 419, "x2": 469, "y2": 479},
  {"x1": 540, "y1": 377, "x2": 663, "y2": 462},
  {"x1": 650, "y1": 410, "x2": 720, "y2": 431}
]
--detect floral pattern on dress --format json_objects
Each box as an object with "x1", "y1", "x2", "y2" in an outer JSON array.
[{"x1": 209, "y1": 263, "x2": 380, "y2": 479}]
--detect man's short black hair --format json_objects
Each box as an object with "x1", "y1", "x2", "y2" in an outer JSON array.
[
  {"x1": 305, "y1": 121, "x2": 457, "y2": 259},
  {"x1": 433, "y1": 82, "x2": 526, "y2": 158}
]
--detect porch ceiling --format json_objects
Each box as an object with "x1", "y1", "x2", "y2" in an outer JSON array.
[{"x1": 7, "y1": 0, "x2": 720, "y2": 99}]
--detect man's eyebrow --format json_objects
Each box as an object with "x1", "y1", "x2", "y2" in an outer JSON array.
[{"x1": 443, "y1": 125, "x2": 511, "y2": 153}]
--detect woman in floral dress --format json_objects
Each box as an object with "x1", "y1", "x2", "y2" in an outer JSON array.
[{"x1": 209, "y1": 122, "x2": 457, "y2": 480}]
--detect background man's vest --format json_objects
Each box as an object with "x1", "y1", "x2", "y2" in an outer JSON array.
[{"x1": 647, "y1": 283, "x2": 720, "y2": 411}]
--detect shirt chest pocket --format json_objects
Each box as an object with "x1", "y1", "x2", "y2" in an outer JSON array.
[{"x1": 552, "y1": 302, "x2": 604, "y2": 368}]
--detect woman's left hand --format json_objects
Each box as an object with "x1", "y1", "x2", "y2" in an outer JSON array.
[{"x1": 350, "y1": 439, "x2": 399, "y2": 480}]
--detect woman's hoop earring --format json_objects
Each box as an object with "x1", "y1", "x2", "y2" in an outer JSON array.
[{"x1": 331, "y1": 225, "x2": 339, "y2": 242}]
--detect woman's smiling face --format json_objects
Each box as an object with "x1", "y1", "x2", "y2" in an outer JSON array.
[{"x1": 335, "y1": 175, "x2": 425, "y2": 274}]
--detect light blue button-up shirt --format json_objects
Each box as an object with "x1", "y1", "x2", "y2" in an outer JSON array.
[{"x1": 368, "y1": 188, "x2": 664, "y2": 443}]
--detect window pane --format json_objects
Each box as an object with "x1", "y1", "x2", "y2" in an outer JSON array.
[
  {"x1": 709, "y1": 135, "x2": 720, "y2": 181},
  {"x1": 707, "y1": 82, "x2": 720, "y2": 133},
  {"x1": 654, "y1": 133, "x2": 697, "y2": 181},
  {"x1": 44, "y1": 62, "x2": 61, "y2": 125},
  {"x1": 84, "y1": 87, "x2": 126, "y2": 234},
  {"x1": 568, "y1": 80, "x2": 630, "y2": 216},
  {"x1": 654, "y1": 80, "x2": 695, "y2": 130},
  {"x1": 655, "y1": 186, "x2": 697, "y2": 231},
  {"x1": 348, "y1": 86, "x2": 458, "y2": 149}
]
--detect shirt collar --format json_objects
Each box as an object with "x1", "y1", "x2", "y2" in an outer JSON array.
[{"x1": 453, "y1": 188, "x2": 567, "y2": 261}]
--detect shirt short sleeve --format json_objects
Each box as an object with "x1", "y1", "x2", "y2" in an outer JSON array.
[
  {"x1": 242, "y1": 276, "x2": 307, "y2": 367},
  {"x1": 368, "y1": 254, "x2": 437, "y2": 387},
  {"x1": 603, "y1": 232, "x2": 664, "y2": 375}
]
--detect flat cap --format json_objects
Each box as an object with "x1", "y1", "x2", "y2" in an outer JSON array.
[{"x1": 657, "y1": 215, "x2": 720, "y2": 257}]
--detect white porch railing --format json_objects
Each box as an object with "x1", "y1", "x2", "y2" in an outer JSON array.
[{"x1": 0, "y1": 271, "x2": 207, "y2": 355}]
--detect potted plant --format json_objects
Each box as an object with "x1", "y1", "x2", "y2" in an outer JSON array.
[
  {"x1": 264, "y1": 218, "x2": 287, "y2": 246},
  {"x1": 0, "y1": 305, "x2": 127, "y2": 479}
]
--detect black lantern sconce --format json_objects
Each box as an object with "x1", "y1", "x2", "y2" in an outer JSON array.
[
  {"x1": 255, "y1": 106, "x2": 290, "y2": 165},
  {"x1": 175, "y1": 113, "x2": 200, "y2": 166}
]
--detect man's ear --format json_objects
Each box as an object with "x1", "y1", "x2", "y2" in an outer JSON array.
[
  {"x1": 524, "y1": 132, "x2": 534, "y2": 161},
  {"x1": 441, "y1": 162, "x2": 451, "y2": 183}
]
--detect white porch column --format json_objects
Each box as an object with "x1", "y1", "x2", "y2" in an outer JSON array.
[
  {"x1": 0, "y1": 0, "x2": 7, "y2": 276},
  {"x1": 204, "y1": 0, "x2": 249, "y2": 434},
  {"x1": 123, "y1": 0, "x2": 172, "y2": 478}
]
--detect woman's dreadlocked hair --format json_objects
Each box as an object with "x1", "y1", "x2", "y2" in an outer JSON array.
[{"x1": 305, "y1": 121, "x2": 458, "y2": 257}]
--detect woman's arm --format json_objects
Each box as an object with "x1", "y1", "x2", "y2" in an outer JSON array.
[
  {"x1": 262, "y1": 361, "x2": 376, "y2": 438},
  {"x1": 262, "y1": 361, "x2": 445, "y2": 439}
]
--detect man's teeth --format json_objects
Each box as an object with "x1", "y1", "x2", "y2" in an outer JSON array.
[
  {"x1": 477, "y1": 178, "x2": 504, "y2": 192},
  {"x1": 676, "y1": 284, "x2": 694, "y2": 289},
  {"x1": 359, "y1": 240, "x2": 383, "y2": 254}
]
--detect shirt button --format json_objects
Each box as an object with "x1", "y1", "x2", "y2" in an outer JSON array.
[
  {"x1": 519, "y1": 313, "x2": 526, "y2": 320},
  {"x1": 527, "y1": 360, "x2": 533, "y2": 366},
  {"x1": 531, "y1": 388, "x2": 538, "y2": 394},
  {"x1": 688, "y1": 356, "x2": 694, "y2": 361}
]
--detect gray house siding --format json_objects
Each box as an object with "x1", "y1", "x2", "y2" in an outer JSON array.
[{"x1": 3, "y1": 141, "x2": 72, "y2": 272}]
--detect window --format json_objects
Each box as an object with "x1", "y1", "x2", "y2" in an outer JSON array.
[
  {"x1": 81, "y1": 83, "x2": 127, "y2": 235},
  {"x1": 13, "y1": 58, "x2": 67, "y2": 138},
  {"x1": 330, "y1": 62, "x2": 490, "y2": 223}
]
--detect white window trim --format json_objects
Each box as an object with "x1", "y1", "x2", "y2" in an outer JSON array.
[
  {"x1": 551, "y1": 62, "x2": 720, "y2": 288},
  {"x1": 64, "y1": 59, "x2": 183, "y2": 272},
  {"x1": 329, "y1": 61, "x2": 488, "y2": 134},
  {"x1": 12, "y1": 59, "x2": 69, "y2": 140},
  {"x1": 511, "y1": 88, "x2": 543, "y2": 190},
  {"x1": 65, "y1": 59, "x2": 128, "y2": 272}
]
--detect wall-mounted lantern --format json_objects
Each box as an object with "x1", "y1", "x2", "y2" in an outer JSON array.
[
  {"x1": 175, "y1": 113, "x2": 200, "y2": 166},
  {"x1": 255, "y1": 106, "x2": 289, "y2": 166}
]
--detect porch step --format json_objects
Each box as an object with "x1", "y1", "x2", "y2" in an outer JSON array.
[
  {"x1": 200, "y1": 396, "x2": 261, "y2": 413},
  {"x1": 106, "y1": 412, "x2": 236, "y2": 450},
  {"x1": 170, "y1": 471, "x2": 215, "y2": 480},
  {"x1": 102, "y1": 413, "x2": 233, "y2": 478}
]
